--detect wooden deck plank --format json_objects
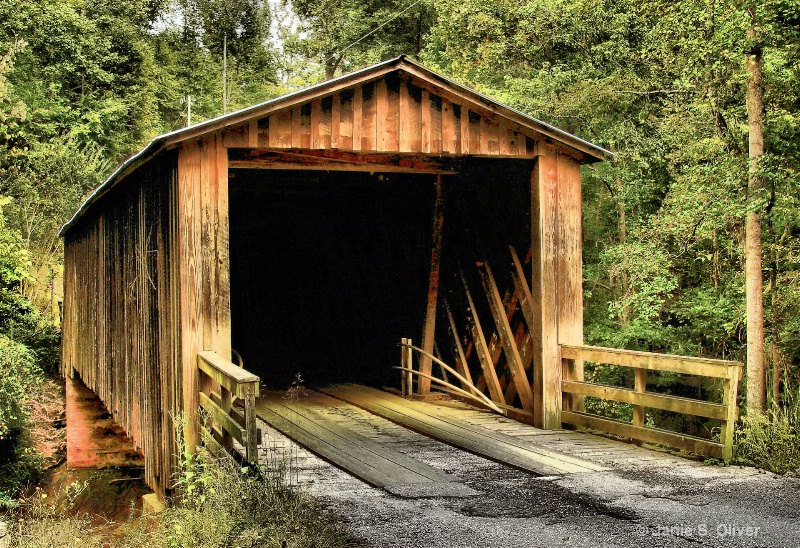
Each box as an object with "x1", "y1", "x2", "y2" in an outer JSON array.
[
  {"x1": 324, "y1": 385, "x2": 605, "y2": 475},
  {"x1": 264, "y1": 392, "x2": 455, "y2": 483},
  {"x1": 256, "y1": 393, "x2": 459, "y2": 487}
]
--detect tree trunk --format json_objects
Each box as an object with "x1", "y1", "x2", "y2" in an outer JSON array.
[{"x1": 745, "y1": 21, "x2": 766, "y2": 413}]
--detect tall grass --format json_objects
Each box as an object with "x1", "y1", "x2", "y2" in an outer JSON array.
[
  {"x1": 5, "y1": 417, "x2": 350, "y2": 548},
  {"x1": 735, "y1": 372, "x2": 800, "y2": 475}
]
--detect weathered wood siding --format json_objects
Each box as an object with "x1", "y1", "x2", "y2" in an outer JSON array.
[
  {"x1": 62, "y1": 152, "x2": 181, "y2": 494},
  {"x1": 530, "y1": 145, "x2": 584, "y2": 428},
  {"x1": 177, "y1": 134, "x2": 231, "y2": 452},
  {"x1": 221, "y1": 72, "x2": 536, "y2": 158}
]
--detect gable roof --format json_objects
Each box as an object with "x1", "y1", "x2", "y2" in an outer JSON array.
[{"x1": 60, "y1": 56, "x2": 611, "y2": 236}]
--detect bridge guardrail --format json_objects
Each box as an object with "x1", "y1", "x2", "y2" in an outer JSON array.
[
  {"x1": 197, "y1": 351, "x2": 260, "y2": 464},
  {"x1": 560, "y1": 344, "x2": 742, "y2": 460}
]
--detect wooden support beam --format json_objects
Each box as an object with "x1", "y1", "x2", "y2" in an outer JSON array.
[
  {"x1": 443, "y1": 299, "x2": 477, "y2": 395},
  {"x1": 461, "y1": 271, "x2": 504, "y2": 404},
  {"x1": 227, "y1": 148, "x2": 459, "y2": 174},
  {"x1": 557, "y1": 155, "x2": 585, "y2": 413},
  {"x1": 418, "y1": 175, "x2": 444, "y2": 395},
  {"x1": 531, "y1": 145, "x2": 559, "y2": 428},
  {"x1": 478, "y1": 262, "x2": 536, "y2": 413}
]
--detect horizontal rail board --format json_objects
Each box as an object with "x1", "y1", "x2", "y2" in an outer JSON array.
[
  {"x1": 199, "y1": 392, "x2": 246, "y2": 446},
  {"x1": 562, "y1": 380, "x2": 728, "y2": 420},
  {"x1": 200, "y1": 425, "x2": 228, "y2": 459},
  {"x1": 560, "y1": 344, "x2": 742, "y2": 379},
  {"x1": 561, "y1": 410, "x2": 723, "y2": 459},
  {"x1": 197, "y1": 351, "x2": 259, "y2": 398}
]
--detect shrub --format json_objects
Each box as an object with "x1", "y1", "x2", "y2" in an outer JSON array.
[
  {"x1": 0, "y1": 334, "x2": 44, "y2": 502},
  {"x1": 735, "y1": 409, "x2": 800, "y2": 475}
]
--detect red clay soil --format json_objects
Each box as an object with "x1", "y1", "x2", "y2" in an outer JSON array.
[
  {"x1": 65, "y1": 376, "x2": 145, "y2": 469},
  {"x1": 32, "y1": 376, "x2": 154, "y2": 529}
]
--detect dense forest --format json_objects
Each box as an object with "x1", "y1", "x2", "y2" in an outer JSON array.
[{"x1": 1, "y1": 0, "x2": 800, "y2": 501}]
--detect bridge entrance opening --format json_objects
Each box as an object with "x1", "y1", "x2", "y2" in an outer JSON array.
[{"x1": 228, "y1": 162, "x2": 532, "y2": 391}]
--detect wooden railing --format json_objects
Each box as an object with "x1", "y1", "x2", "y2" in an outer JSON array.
[
  {"x1": 197, "y1": 351, "x2": 260, "y2": 464},
  {"x1": 560, "y1": 344, "x2": 743, "y2": 460}
]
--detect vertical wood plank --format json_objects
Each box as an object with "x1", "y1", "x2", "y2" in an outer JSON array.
[
  {"x1": 468, "y1": 112, "x2": 481, "y2": 154},
  {"x1": 430, "y1": 97, "x2": 442, "y2": 153},
  {"x1": 385, "y1": 81, "x2": 399, "y2": 151},
  {"x1": 399, "y1": 80, "x2": 421, "y2": 152},
  {"x1": 376, "y1": 79, "x2": 389, "y2": 151},
  {"x1": 310, "y1": 99, "x2": 322, "y2": 148},
  {"x1": 248, "y1": 121, "x2": 259, "y2": 148},
  {"x1": 421, "y1": 89, "x2": 431, "y2": 153},
  {"x1": 331, "y1": 93, "x2": 341, "y2": 148},
  {"x1": 557, "y1": 155, "x2": 584, "y2": 412},
  {"x1": 633, "y1": 369, "x2": 646, "y2": 431},
  {"x1": 500, "y1": 123, "x2": 514, "y2": 155},
  {"x1": 441, "y1": 98, "x2": 457, "y2": 153},
  {"x1": 291, "y1": 107, "x2": 302, "y2": 148},
  {"x1": 340, "y1": 93, "x2": 354, "y2": 149},
  {"x1": 268, "y1": 111, "x2": 292, "y2": 147},
  {"x1": 177, "y1": 135, "x2": 231, "y2": 455},
  {"x1": 352, "y1": 86, "x2": 362, "y2": 151},
  {"x1": 531, "y1": 145, "x2": 560, "y2": 428},
  {"x1": 460, "y1": 108, "x2": 470, "y2": 154},
  {"x1": 243, "y1": 382, "x2": 258, "y2": 464},
  {"x1": 721, "y1": 366, "x2": 740, "y2": 461},
  {"x1": 361, "y1": 84, "x2": 377, "y2": 150},
  {"x1": 418, "y1": 175, "x2": 444, "y2": 395}
]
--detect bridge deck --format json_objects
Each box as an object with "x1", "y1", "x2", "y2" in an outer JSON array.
[
  {"x1": 256, "y1": 384, "x2": 606, "y2": 490},
  {"x1": 257, "y1": 390, "x2": 477, "y2": 496}
]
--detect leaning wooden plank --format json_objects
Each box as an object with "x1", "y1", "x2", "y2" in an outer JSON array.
[
  {"x1": 561, "y1": 410, "x2": 724, "y2": 459},
  {"x1": 326, "y1": 385, "x2": 602, "y2": 474},
  {"x1": 510, "y1": 246, "x2": 536, "y2": 333},
  {"x1": 561, "y1": 380, "x2": 728, "y2": 420},
  {"x1": 559, "y1": 345, "x2": 742, "y2": 379},
  {"x1": 479, "y1": 262, "x2": 536, "y2": 413},
  {"x1": 461, "y1": 272, "x2": 505, "y2": 404},
  {"x1": 199, "y1": 392, "x2": 246, "y2": 446},
  {"x1": 443, "y1": 299, "x2": 477, "y2": 394}
]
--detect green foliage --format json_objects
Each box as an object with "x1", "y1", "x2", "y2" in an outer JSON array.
[
  {"x1": 286, "y1": 0, "x2": 435, "y2": 78},
  {"x1": 736, "y1": 410, "x2": 800, "y2": 474},
  {"x1": 0, "y1": 335, "x2": 41, "y2": 440}
]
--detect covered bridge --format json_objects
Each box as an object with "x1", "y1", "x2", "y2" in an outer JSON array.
[{"x1": 60, "y1": 56, "x2": 742, "y2": 498}]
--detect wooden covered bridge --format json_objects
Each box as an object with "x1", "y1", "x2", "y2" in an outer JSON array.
[{"x1": 60, "y1": 57, "x2": 743, "y2": 499}]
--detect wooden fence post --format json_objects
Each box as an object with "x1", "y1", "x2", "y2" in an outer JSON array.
[
  {"x1": 721, "y1": 366, "x2": 741, "y2": 461},
  {"x1": 243, "y1": 381, "x2": 258, "y2": 465}
]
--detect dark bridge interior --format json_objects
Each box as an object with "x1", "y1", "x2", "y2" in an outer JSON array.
[{"x1": 228, "y1": 162, "x2": 531, "y2": 389}]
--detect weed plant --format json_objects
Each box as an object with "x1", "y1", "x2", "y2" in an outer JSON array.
[{"x1": 736, "y1": 374, "x2": 800, "y2": 475}]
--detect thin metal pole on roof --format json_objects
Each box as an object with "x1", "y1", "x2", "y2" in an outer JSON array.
[{"x1": 223, "y1": 33, "x2": 228, "y2": 114}]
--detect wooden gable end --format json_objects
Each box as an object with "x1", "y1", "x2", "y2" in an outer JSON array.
[{"x1": 219, "y1": 71, "x2": 535, "y2": 158}]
